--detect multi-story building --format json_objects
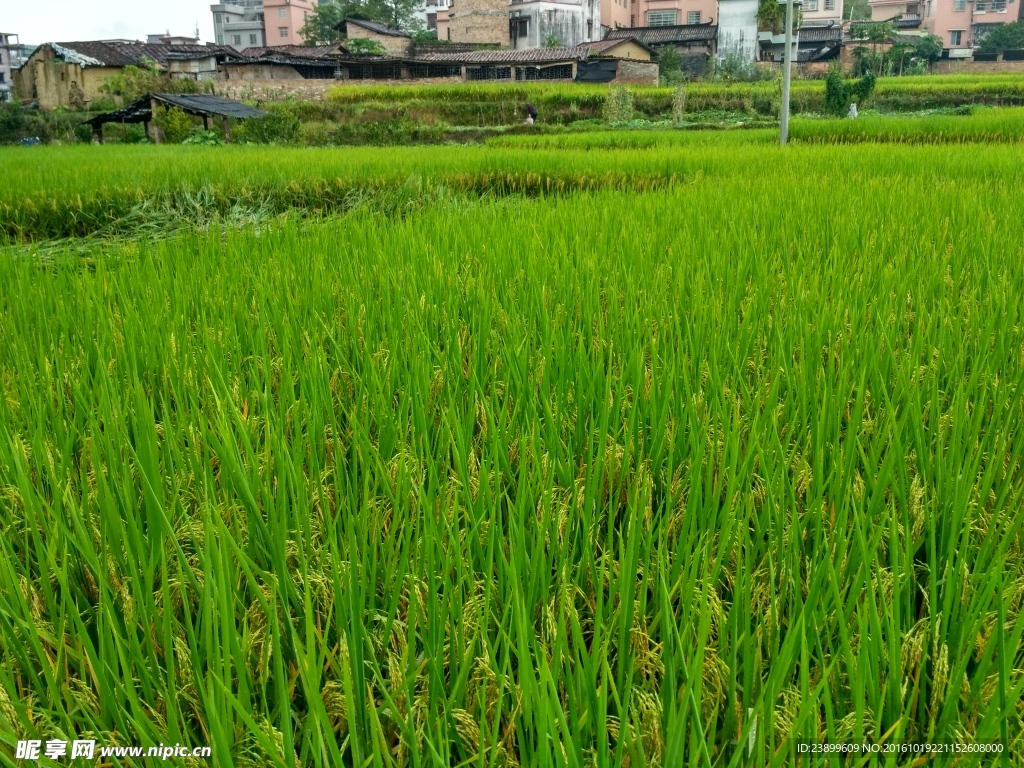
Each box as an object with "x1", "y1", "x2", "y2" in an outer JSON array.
[
  {"x1": 869, "y1": 0, "x2": 1011, "y2": 54},
  {"x1": 212, "y1": 0, "x2": 319, "y2": 50},
  {"x1": 631, "y1": 0, "x2": 718, "y2": 29},
  {"x1": 423, "y1": 0, "x2": 453, "y2": 33},
  {"x1": 0, "y1": 32, "x2": 23, "y2": 102},
  {"x1": 265, "y1": 0, "x2": 318, "y2": 46},
  {"x1": 212, "y1": 2, "x2": 267, "y2": 50}
]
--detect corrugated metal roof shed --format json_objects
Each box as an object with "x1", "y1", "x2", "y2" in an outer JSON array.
[{"x1": 84, "y1": 93, "x2": 264, "y2": 127}]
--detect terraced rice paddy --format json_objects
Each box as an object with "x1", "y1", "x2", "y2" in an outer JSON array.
[{"x1": 1, "y1": 116, "x2": 1023, "y2": 767}]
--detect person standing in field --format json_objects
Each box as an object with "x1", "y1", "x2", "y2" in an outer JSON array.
[{"x1": 525, "y1": 103, "x2": 538, "y2": 125}]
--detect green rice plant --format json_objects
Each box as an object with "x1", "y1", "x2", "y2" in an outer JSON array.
[
  {"x1": 792, "y1": 106, "x2": 1024, "y2": 144},
  {"x1": 1, "y1": 138, "x2": 1023, "y2": 767}
]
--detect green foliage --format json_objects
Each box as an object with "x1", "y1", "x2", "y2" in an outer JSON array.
[
  {"x1": 346, "y1": 37, "x2": 388, "y2": 55},
  {"x1": 602, "y1": 86, "x2": 634, "y2": 122},
  {"x1": 657, "y1": 45, "x2": 685, "y2": 87},
  {"x1": 824, "y1": 70, "x2": 877, "y2": 115},
  {"x1": 544, "y1": 33, "x2": 562, "y2": 48},
  {"x1": 300, "y1": 0, "x2": 346, "y2": 44},
  {"x1": 153, "y1": 106, "x2": 197, "y2": 144},
  {"x1": 978, "y1": 21, "x2": 1024, "y2": 53},
  {"x1": 236, "y1": 107, "x2": 302, "y2": 144},
  {"x1": 183, "y1": 129, "x2": 226, "y2": 145},
  {"x1": 100, "y1": 59, "x2": 199, "y2": 102},
  {"x1": 844, "y1": 0, "x2": 871, "y2": 20},
  {"x1": 301, "y1": 0, "x2": 424, "y2": 40}
]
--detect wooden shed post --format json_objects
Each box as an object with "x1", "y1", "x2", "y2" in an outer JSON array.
[
  {"x1": 203, "y1": 114, "x2": 210, "y2": 131},
  {"x1": 147, "y1": 98, "x2": 162, "y2": 143}
]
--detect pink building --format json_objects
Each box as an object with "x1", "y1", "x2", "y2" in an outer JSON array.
[
  {"x1": 263, "y1": 0, "x2": 316, "y2": 46},
  {"x1": 630, "y1": 0, "x2": 719, "y2": 28},
  {"x1": 869, "y1": 0, "x2": 1012, "y2": 53}
]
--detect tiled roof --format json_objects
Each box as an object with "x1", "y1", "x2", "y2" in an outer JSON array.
[
  {"x1": 341, "y1": 18, "x2": 411, "y2": 38},
  {"x1": 798, "y1": 25, "x2": 843, "y2": 42},
  {"x1": 606, "y1": 24, "x2": 718, "y2": 44},
  {"x1": 586, "y1": 38, "x2": 655, "y2": 55},
  {"x1": 50, "y1": 41, "x2": 232, "y2": 67},
  {"x1": 241, "y1": 43, "x2": 348, "y2": 59},
  {"x1": 418, "y1": 46, "x2": 591, "y2": 63}
]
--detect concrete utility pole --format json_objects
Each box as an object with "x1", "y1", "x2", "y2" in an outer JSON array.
[{"x1": 780, "y1": 0, "x2": 794, "y2": 145}]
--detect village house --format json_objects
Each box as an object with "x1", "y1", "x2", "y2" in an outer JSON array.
[
  {"x1": 14, "y1": 41, "x2": 238, "y2": 110},
  {"x1": 870, "y1": 0, "x2": 1016, "y2": 56},
  {"x1": 337, "y1": 18, "x2": 414, "y2": 55}
]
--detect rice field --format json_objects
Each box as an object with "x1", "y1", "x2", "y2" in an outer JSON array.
[{"x1": 1, "y1": 121, "x2": 1023, "y2": 767}]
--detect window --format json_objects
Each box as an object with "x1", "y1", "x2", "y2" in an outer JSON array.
[
  {"x1": 304, "y1": 11, "x2": 308, "y2": 20},
  {"x1": 824, "y1": 0, "x2": 835, "y2": 9},
  {"x1": 807, "y1": 0, "x2": 818, "y2": 8},
  {"x1": 279, "y1": 27, "x2": 289, "y2": 37},
  {"x1": 217, "y1": 34, "x2": 224, "y2": 44},
  {"x1": 427, "y1": 12, "x2": 437, "y2": 28},
  {"x1": 0, "y1": 73, "x2": 5, "y2": 83},
  {"x1": 510, "y1": 16, "x2": 529, "y2": 38},
  {"x1": 249, "y1": 33, "x2": 258, "y2": 43},
  {"x1": 953, "y1": 0, "x2": 965, "y2": 9},
  {"x1": 950, "y1": 29, "x2": 962, "y2": 44},
  {"x1": 688, "y1": 10, "x2": 701, "y2": 22},
  {"x1": 214, "y1": 13, "x2": 222, "y2": 23},
  {"x1": 278, "y1": 7, "x2": 287, "y2": 17},
  {"x1": 647, "y1": 10, "x2": 678, "y2": 25},
  {"x1": 232, "y1": 34, "x2": 242, "y2": 44},
  {"x1": 991, "y1": 0, "x2": 1007, "y2": 11}
]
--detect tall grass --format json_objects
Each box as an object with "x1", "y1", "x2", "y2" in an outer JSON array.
[{"x1": 1, "y1": 143, "x2": 1023, "y2": 765}]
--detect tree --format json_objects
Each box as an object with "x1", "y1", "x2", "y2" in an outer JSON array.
[
  {"x1": 912, "y1": 34, "x2": 943, "y2": 64},
  {"x1": 658, "y1": 45, "x2": 684, "y2": 86},
  {"x1": 299, "y1": 0, "x2": 423, "y2": 44},
  {"x1": 844, "y1": 0, "x2": 871, "y2": 20},
  {"x1": 978, "y1": 21, "x2": 1024, "y2": 52},
  {"x1": 300, "y1": 1, "x2": 345, "y2": 44}
]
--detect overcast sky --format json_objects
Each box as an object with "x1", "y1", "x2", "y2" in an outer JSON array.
[{"x1": 5, "y1": 1, "x2": 218, "y2": 46}]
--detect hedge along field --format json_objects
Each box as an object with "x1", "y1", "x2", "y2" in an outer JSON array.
[
  {"x1": 297, "y1": 74, "x2": 1024, "y2": 126},
  {"x1": 1, "y1": 145, "x2": 1024, "y2": 766},
  {"x1": 4, "y1": 141, "x2": 1024, "y2": 242}
]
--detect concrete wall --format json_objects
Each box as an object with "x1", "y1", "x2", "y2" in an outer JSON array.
[
  {"x1": 602, "y1": 0, "x2": 632, "y2": 32},
  {"x1": 448, "y1": 0, "x2": 511, "y2": 45},
  {"x1": 511, "y1": 0, "x2": 600, "y2": 48},
  {"x1": 215, "y1": 76, "x2": 465, "y2": 101},
  {"x1": 345, "y1": 23, "x2": 413, "y2": 54},
  {"x1": 221, "y1": 63, "x2": 305, "y2": 80},
  {"x1": 932, "y1": 58, "x2": 1024, "y2": 72},
  {"x1": 603, "y1": 40, "x2": 654, "y2": 59},
  {"x1": 612, "y1": 58, "x2": 659, "y2": 82},
  {"x1": 15, "y1": 60, "x2": 122, "y2": 109},
  {"x1": 718, "y1": 0, "x2": 759, "y2": 61}
]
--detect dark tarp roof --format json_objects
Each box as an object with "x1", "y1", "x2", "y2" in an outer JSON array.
[
  {"x1": 575, "y1": 59, "x2": 619, "y2": 83},
  {"x1": 84, "y1": 93, "x2": 264, "y2": 126}
]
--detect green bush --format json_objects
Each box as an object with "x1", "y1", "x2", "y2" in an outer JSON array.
[
  {"x1": 824, "y1": 71, "x2": 877, "y2": 115},
  {"x1": 238, "y1": 108, "x2": 302, "y2": 145},
  {"x1": 153, "y1": 106, "x2": 197, "y2": 144}
]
